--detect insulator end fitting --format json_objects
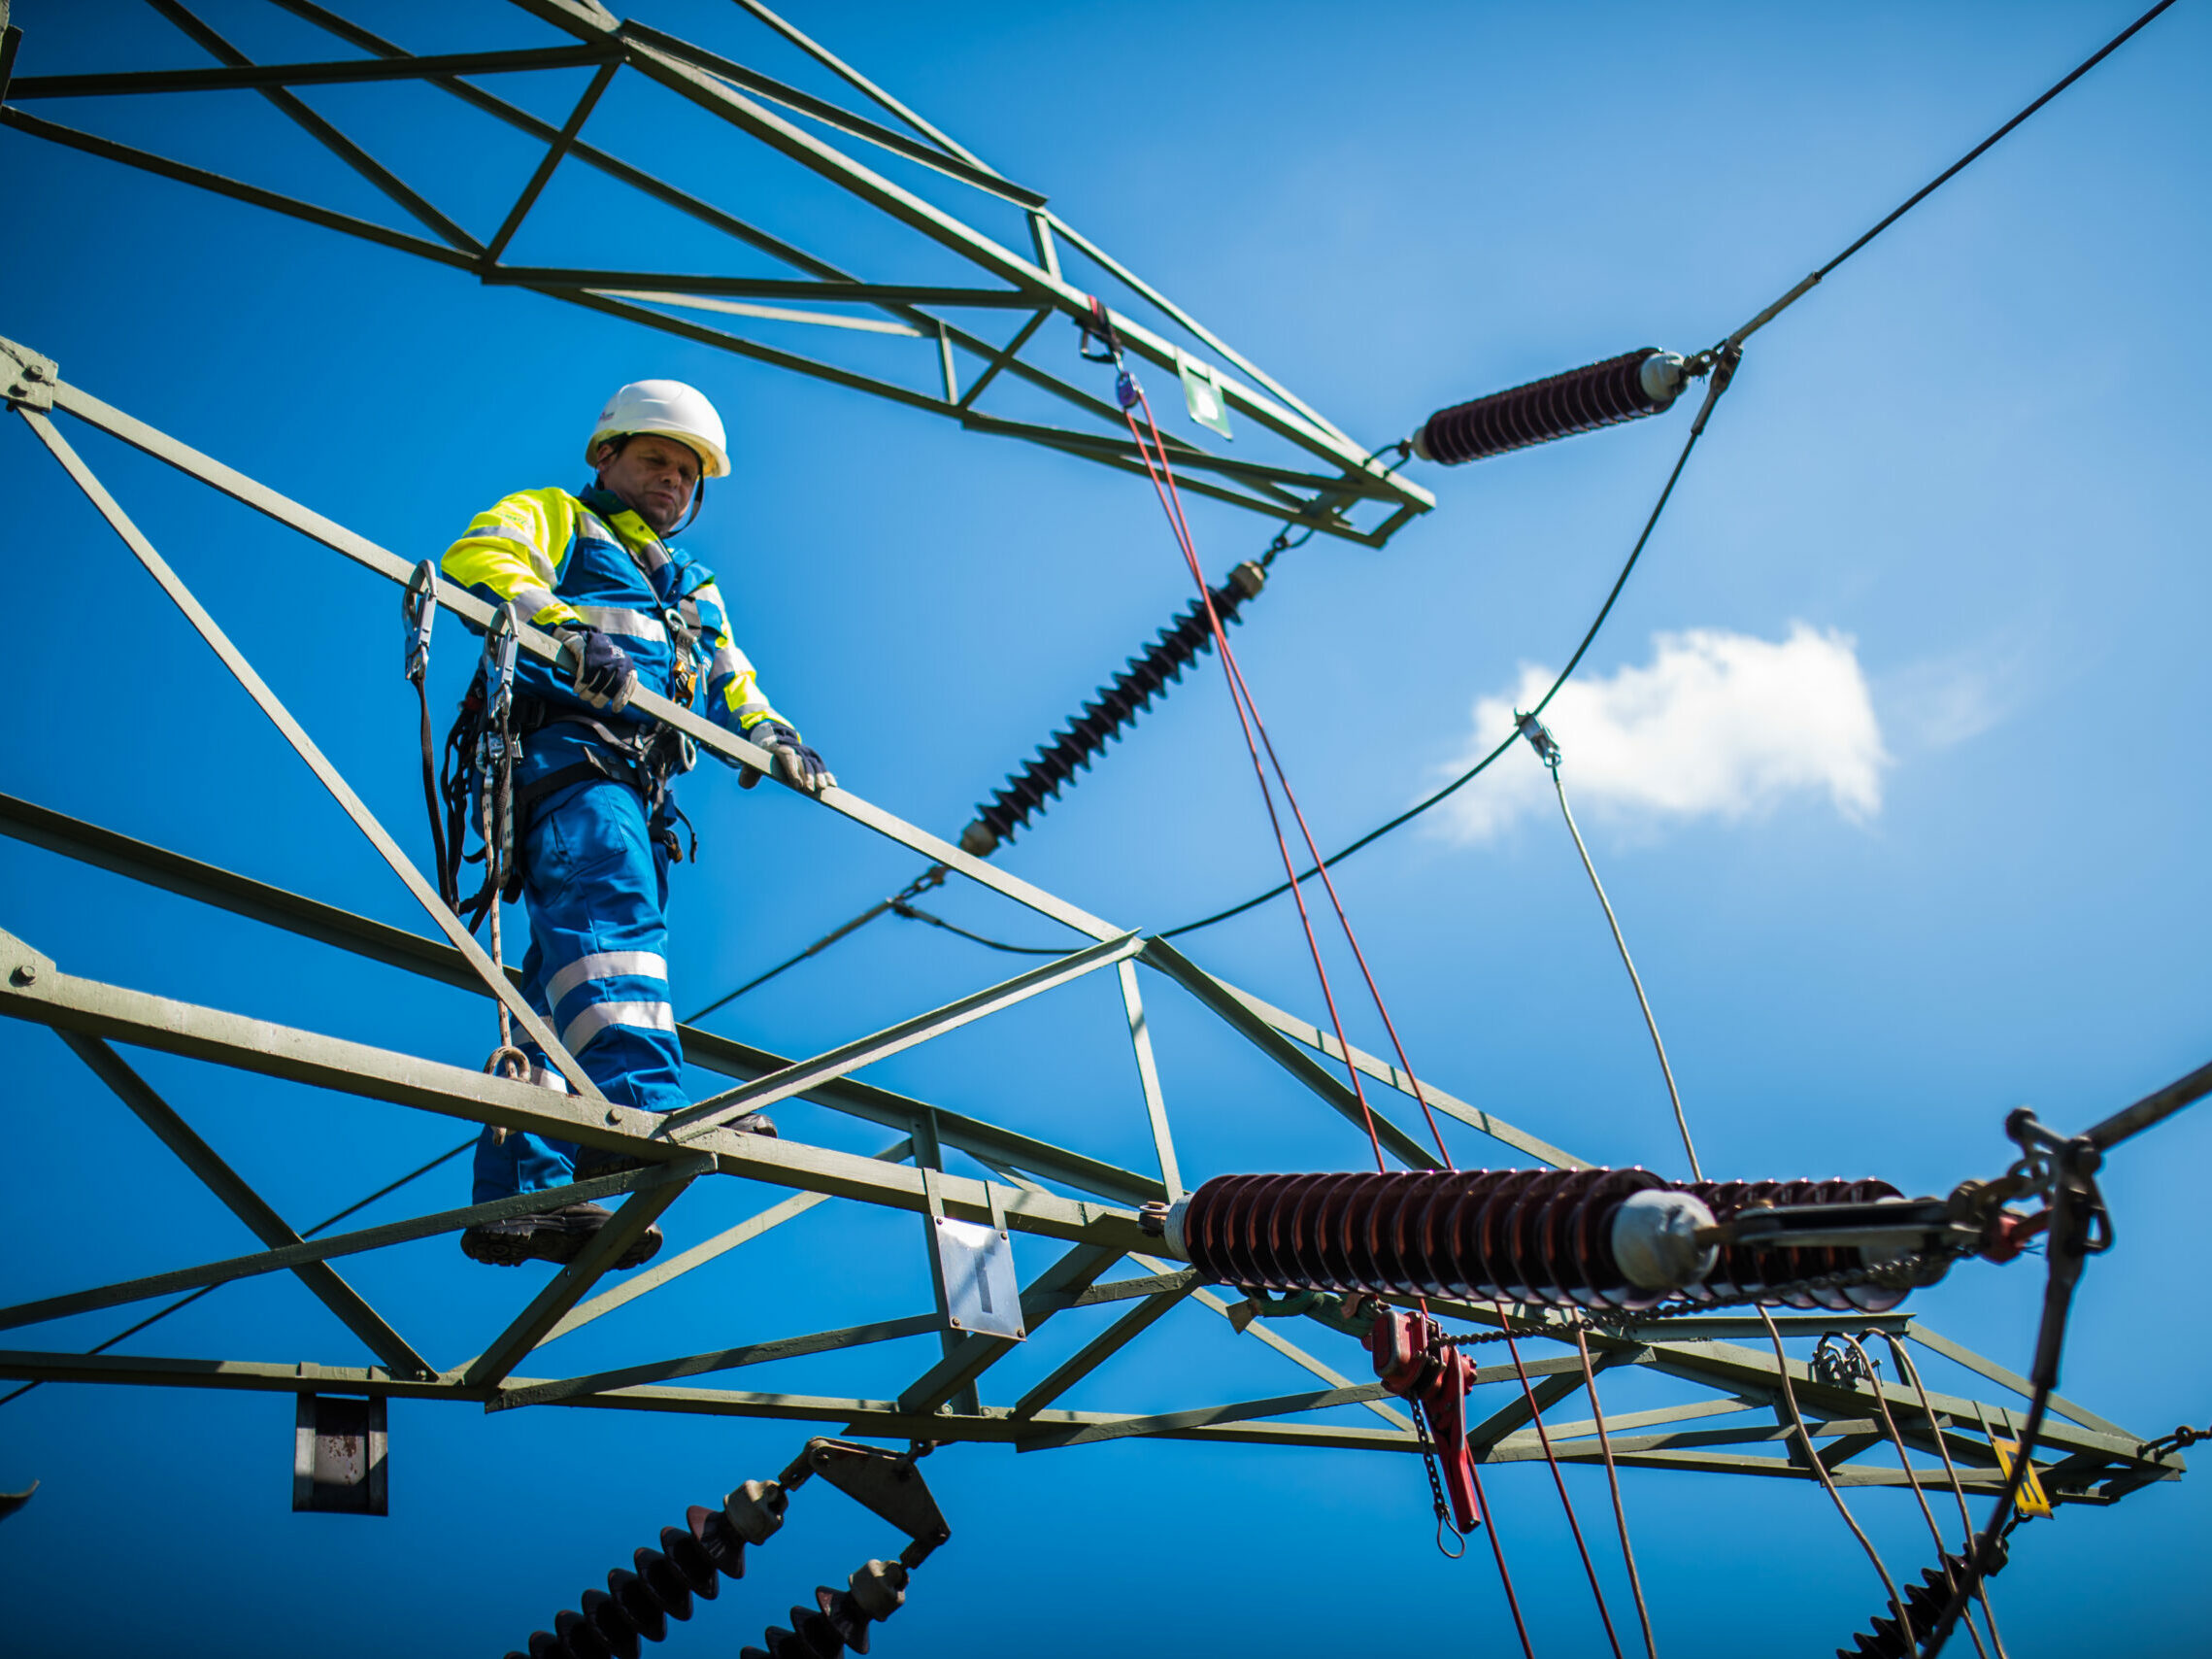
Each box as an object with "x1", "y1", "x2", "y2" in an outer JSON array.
[
  {"x1": 1609, "y1": 1188, "x2": 1718, "y2": 1292},
  {"x1": 1139, "y1": 1197, "x2": 1191, "y2": 1258},
  {"x1": 957, "y1": 820, "x2": 998, "y2": 859},
  {"x1": 723, "y1": 1477, "x2": 788, "y2": 1545},
  {"x1": 847, "y1": 1558, "x2": 911, "y2": 1623}
]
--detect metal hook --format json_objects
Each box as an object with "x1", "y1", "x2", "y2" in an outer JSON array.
[{"x1": 401, "y1": 559, "x2": 437, "y2": 687}]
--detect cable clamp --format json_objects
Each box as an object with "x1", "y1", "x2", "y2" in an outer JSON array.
[{"x1": 1514, "y1": 710, "x2": 1562, "y2": 770}]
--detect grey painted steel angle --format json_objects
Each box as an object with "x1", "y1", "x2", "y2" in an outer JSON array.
[
  {"x1": 1009, "y1": 1278, "x2": 1199, "y2": 1422},
  {"x1": 146, "y1": 0, "x2": 482, "y2": 254},
  {"x1": 662, "y1": 930, "x2": 1143, "y2": 1138},
  {"x1": 0, "y1": 786, "x2": 1170, "y2": 1209},
  {"x1": 490, "y1": 1311, "x2": 945, "y2": 1412},
  {"x1": 891, "y1": 1242, "x2": 1122, "y2": 1415},
  {"x1": 1141, "y1": 937, "x2": 1588, "y2": 1169},
  {"x1": 58, "y1": 1033, "x2": 434, "y2": 1380},
  {"x1": 541, "y1": 1135, "x2": 917, "y2": 1346},
  {"x1": 16, "y1": 3, "x2": 1426, "y2": 536},
  {"x1": 8, "y1": 43, "x2": 617, "y2": 98},
  {"x1": 1018, "y1": 1380, "x2": 1401, "y2": 1453},
  {"x1": 0, "y1": 924, "x2": 1155, "y2": 1253},
  {"x1": 32, "y1": 367, "x2": 1125, "y2": 946},
  {"x1": 509, "y1": 12, "x2": 1428, "y2": 504},
  {"x1": 14, "y1": 403, "x2": 604, "y2": 1101},
  {"x1": 461, "y1": 1166, "x2": 710, "y2": 1388},
  {"x1": 1138, "y1": 937, "x2": 1444, "y2": 1170},
  {"x1": 1117, "y1": 960, "x2": 1183, "y2": 1200}
]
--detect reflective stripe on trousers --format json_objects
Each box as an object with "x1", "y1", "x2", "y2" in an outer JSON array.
[{"x1": 472, "y1": 729, "x2": 687, "y2": 1202}]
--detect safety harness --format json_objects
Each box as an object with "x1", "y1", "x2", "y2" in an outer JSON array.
[{"x1": 403, "y1": 521, "x2": 707, "y2": 1131}]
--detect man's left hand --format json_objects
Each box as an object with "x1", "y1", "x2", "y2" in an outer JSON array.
[{"x1": 740, "y1": 722, "x2": 835, "y2": 794}]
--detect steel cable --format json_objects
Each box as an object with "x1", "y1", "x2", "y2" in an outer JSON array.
[
  {"x1": 1121, "y1": 376, "x2": 1455, "y2": 1168},
  {"x1": 1111, "y1": 376, "x2": 1393, "y2": 1171},
  {"x1": 1161, "y1": 362, "x2": 1731, "y2": 940},
  {"x1": 1760, "y1": 1306, "x2": 1917, "y2": 1647},
  {"x1": 1872, "y1": 1333, "x2": 2012, "y2": 1659},
  {"x1": 1550, "y1": 764, "x2": 1702, "y2": 1179},
  {"x1": 1574, "y1": 1326, "x2": 1659, "y2": 1659},
  {"x1": 1839, "y1": 1336, "x2": 1993, "y2": 1659},
  {"x1": 0, "y1": 1134, "x2": 474, "y2": 1408},
  {"x1": 1495, "y1": 1304, "x2": 1625, "y2": 1659},
  {"x1": 1164, "y1": 0, "x2": 2175, "y2": 941}
]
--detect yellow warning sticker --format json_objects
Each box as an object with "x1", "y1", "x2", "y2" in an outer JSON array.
[{"x1": 1991, "y1": 1435, "x2": 2055, "y2": 1517}]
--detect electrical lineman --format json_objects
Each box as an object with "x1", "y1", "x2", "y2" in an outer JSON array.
[{"x1": 443, "y1": 380, "x2": 834, "y2": 1270}]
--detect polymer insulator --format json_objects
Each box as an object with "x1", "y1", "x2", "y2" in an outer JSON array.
[
  {"x1": 1411, "y1": 348, "x2": 1689, "y2": 466},
  {"x1": 1164, "y1": 1167, "x2": 1909, "y2": 1311},
  {"x1": 1836, "y1": 1539, "x2": 2006, "y2": 1658},
  {"x1": 740, "y1": 1559, "x2": 911, "y2": 1659},
  {"x1": 506, "y1": 1481, "x2": 782, "y2": 1659},
  {"x1": 959, "y1": 561, "x2": 1266, "y2": 857}
]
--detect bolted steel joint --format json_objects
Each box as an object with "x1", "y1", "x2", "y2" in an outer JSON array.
[{"x1": 0, "y1": 337, "x2": 56, "y2": 413}]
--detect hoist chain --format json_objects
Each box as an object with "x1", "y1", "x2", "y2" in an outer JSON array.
[{"x1": 1415, "y1": 1243, "x2": 1971, "y2": 1350}]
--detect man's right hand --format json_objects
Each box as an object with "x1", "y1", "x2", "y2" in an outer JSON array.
[
  {"x1": 740, "y1": 721, "x2": 836, "y2": 794},
  {"x1": 554, "y1": 626, "x2": 637, "y2": 714}
]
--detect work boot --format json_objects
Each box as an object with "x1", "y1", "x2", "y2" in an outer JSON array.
[
  {"x1": 459, "y1": 1202, "x2": 664, "y2": 1270},
  {"x1": 570, "y1": 1113, "x2": 776, "y2": 1183}
]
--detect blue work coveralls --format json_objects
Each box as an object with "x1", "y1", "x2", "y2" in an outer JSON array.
[{"x1": 441, "y1": 485, "x2": 795, "y2": 1202}]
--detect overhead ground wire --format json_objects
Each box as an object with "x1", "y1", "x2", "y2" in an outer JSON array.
[{"x1": 1162, "y1": 0, "x2": 2175, "y2": 940}]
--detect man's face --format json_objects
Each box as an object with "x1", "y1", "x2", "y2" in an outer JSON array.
[{"x1": 593, "y1": 433, "x2": 701, "y2": 534}]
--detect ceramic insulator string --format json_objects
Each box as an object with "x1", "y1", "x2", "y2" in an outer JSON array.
[{"x1": 960, "y1": 561, "x2": 1265, "y2": 855}]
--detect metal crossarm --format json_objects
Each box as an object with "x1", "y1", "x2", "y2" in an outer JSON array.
[{"x1": 0, "y1": 0, "x2": 1434, "y2": 544}]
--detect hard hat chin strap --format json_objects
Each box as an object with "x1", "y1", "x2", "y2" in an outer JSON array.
[{"x1": 674, "y1": 477, "x2": 705, "y2": 533}]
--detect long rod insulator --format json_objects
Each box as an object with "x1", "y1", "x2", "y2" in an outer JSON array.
[
  {"x1": 508, "y1": 1479, "x2": 787, "y2": 1659},
  {"x1": 1837, "y1": 1538, "x2": 2007, "y2": 1658},
  {"x1": 960, "y1": 560, "x2": 1266, "y2": 856},
  {"x1": 1160, "y1": 1168, "x2": 1915, "y2": 1313},
  {"x1": 1412, "y1": 348, "x2": 1688, "y2": 466}
]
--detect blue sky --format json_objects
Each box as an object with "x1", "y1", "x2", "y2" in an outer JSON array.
[{"x1": 2, "y1": 2, "x2": 2207, "y2": 1654}]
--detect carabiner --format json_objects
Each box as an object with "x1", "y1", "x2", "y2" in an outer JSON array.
[{"x1": 401, "y1": 559, "x2": 438, "y2": 687}]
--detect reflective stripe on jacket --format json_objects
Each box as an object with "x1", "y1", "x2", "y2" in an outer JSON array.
[{"x1": 441, "y1": 486, "x2": 789, "y2": 736}]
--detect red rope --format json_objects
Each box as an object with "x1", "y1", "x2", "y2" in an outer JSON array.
[
  {"x1": 1117, "y1": 389, "x2": 1389, "y2": 1170},
  {"x1": 1466, "y1": 1455, "x2": 1537, "y2": 1659},
  {"x1": 1119, "y1": 383, "x2": 1454, "y2": 1168},
  {"x1": 1496, "y1": 1305, "x2": 1625, "y2": 1659}
]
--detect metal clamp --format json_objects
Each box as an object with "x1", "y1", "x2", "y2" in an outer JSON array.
[{"x1": 1514, "y1": 710, "x2": 1562, "y2": 770}]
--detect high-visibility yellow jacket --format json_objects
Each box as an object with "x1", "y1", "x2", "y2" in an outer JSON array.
[{"x1": 441, "y1": 486, "x2": 791, "y2": 738}]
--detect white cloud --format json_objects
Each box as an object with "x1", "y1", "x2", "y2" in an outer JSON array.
[
  {"x1": 1877, "y1": 622, "x2": 2042, "y2": 753},
  {"x1": 1432, "y1": 624, "x2": 1889, "y2": 842}
]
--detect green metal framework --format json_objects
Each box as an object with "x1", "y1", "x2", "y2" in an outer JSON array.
[
  {"x1": 0, "y1": 0, "x2": 1434, "y2": 545},
  {"x1": 0, "y1": 335, "x2": 2185, "y2": 1518}
]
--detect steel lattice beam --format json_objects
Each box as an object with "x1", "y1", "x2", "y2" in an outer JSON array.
[{"x1": 0, "y1": 0, "x2": 1434, "y2": 544}]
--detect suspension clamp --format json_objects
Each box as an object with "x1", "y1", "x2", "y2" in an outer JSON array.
[{"x1": 1514, "y1": 710, "x2": 1561, "y2": 769}]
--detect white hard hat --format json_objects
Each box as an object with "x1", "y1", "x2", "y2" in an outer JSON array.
[{"x1": 585, "y1": 379, "x2": 730, "y2": 479}]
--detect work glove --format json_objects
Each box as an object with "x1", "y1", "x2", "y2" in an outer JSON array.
[
  {"x1": 740, "y1": 721, "x2": 836, "y2": 794},
  {"x1": 553, "y1": 625, "x2": 637, "y2": 714}
]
